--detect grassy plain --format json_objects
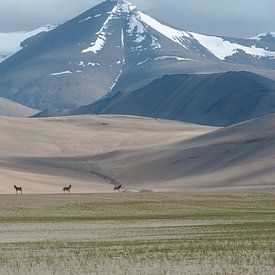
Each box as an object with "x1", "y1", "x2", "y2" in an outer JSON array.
[{"x1": 0, "y1": 192, "x2": 274, "y2": 274}]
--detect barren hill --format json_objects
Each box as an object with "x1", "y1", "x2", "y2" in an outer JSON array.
[
  {"x1": 1, "y1": 114, "x2": 274, "y2": 193},
  {"x1": 0, "y1": 115, "x2": 214, "y2": 193}
]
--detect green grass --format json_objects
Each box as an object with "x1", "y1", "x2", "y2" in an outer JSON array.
[{"x1": 0, "y1": 192, "x2": 274, "y2": 274}]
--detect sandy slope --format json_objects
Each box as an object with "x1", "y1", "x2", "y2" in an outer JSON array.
[
  {"x1": 0, "y1": 115, "x2": 215, "y2": 193},
  {"x1": 1, "y1": 114, "x2": 274, "y2": 193},
  {"x1": 0, "y1": 97, "x2": 38, "y2": 117},
  {"x1": 91, "y1": 114, "x2": 275, "y2": 191}
]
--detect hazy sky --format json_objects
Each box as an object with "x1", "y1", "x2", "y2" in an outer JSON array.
[{"x1": 0, "y1": 0, "x2": 274, "y2": 37}]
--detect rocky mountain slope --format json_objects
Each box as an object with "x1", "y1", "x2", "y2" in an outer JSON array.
[{"x1": 37, "y1": 71, "x2": 275, "y2": 126}]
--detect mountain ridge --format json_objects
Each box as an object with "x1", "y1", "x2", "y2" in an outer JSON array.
[
  {"x1": 36, "y1": 71, "x2": 275, "y2": 127},
  {"x1": 0, "y1": 25, "x2": 56, "y2": 63}
]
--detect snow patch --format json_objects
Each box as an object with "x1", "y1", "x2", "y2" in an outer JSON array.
[
  {"x1": 78, "y1": 61, "x2": 100, "y2": 67},
  {"x1": 121, "y1": 29, "x2": 125, "y2": 47},
  {"x1": 191, "y1": 32, "x2": 275, "y2": 60},
  {"x1": 151, "y1": 35, "x2": 161, "y2": 49},
  {"x1": 79, "y1": 16, "x2": 93, "y2": 23},
  {"x1": 127, "y1": 14, "x2": 146, "y2": 43},
  {"x1": 88, "y1": 62, "x2": 100, "y2": 66},
  {"x1": 137, "y1": 11, "x2": 190, "y2": 49},
  {"x1": 118, "y1": 0, "x2": 137, "y2": 13},
  {"x1": 154, "y1": 56, "x2": 195, "y2": 61},
  {"x1": 110, "y1": 69, "x2": 123, "y2": 90},
  {"x1": 249, "y1": 32, "x2": 275, "y2": 40},
  {"x1": 137, "y1": 58, "x2": 150, "y2": 66},
  {"x1": 80, "y1": 14, "x2": 102, "y2": 22},
  {"x1": 49, "y1": 71, "x2": 72, "y2": 76},
  {"x1": 82, "y1": 5, "x2": 118, "y2": 54}
]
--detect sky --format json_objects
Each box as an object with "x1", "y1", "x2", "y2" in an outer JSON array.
[{"x1": 0, "y1": 0, "x2": 274, "y2": 38}]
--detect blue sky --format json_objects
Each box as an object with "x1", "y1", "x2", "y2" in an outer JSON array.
[{"x1": 0, "y1": 0, "x2": 274, "y2": 37}]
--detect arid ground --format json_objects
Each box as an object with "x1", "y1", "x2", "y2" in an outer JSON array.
[
  {"x1": 0, "y1": 115, "x2": 274, "y2": 274},
  {"x1": 0, "y1": 193, "x2": 274, "y2": 274},
  {"x1": 0, "y1": 115, "x2": 216, "y2": 194},
  {"x1": 1, "y1": 114, "x2": 275, "y2": 193}
]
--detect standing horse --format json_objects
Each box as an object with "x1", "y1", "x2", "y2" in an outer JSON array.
[
  {"x1": 114, "y1": 184, "x2": 122, "y2": 192},
  {"x1": 14, "y1": 185, "x2": 22, "y2": 195},
  {"x1": 63, "y1": 184, "x2": 72, "y2": 194}
]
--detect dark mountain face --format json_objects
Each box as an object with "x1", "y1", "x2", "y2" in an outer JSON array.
[
  {"x1": 56, "y1": 71, "x2": 275, "y2": 127},
  {"x1": 0, "y1": 0, "x2": 124, "y2": 110},
  {"x1": 0, "y1": 0, "x2": 275, "y2": 111}
]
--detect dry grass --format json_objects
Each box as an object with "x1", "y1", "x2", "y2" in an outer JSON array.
[{"x1": 0, "y1": 193, "x2": 274, "y2": 274}]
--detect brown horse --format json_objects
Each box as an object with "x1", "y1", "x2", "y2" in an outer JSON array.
[
  {"x1": 63, "y1": 184, "x2": 72, "y2": 194},
  {"x1": 14, "y1": 185, "x2": 22, "y2": 195},
  {"x1": 114, "y1": 184, "x2": 122, "y2": 192}
]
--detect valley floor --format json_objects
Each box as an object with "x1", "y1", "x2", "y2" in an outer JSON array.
[{"x1": 0, "y1": 192, "x2": 274, "y2": 274}]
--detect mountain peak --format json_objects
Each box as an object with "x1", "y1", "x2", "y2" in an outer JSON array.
[
  {"x1": 107, "y1": 0, "x2": 136, "y2": 12},
  {"x1": 117, "y1": 0, "x2": 137, "y2": 12}
]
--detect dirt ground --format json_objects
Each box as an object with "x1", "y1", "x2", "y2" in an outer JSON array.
[{"x1": 0, "y1": 192, "x2": 274, "y2": 274}]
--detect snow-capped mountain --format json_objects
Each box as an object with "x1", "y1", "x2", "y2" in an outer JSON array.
[
  {"x1": 0, "y1": 25, "x2": 56, "y2": 63},
  {"x1": 0, "y1": 0, "x2": 275, "y2": 110}
]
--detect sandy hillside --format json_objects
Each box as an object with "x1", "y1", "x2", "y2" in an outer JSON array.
[
  {"x1": 0, "y1": 115, "x2": 215, "y2": 194},
  {"x1": 91, "y1": 114, "x2": 275, "y2": 192},
  {"x1": 0, "y1": 97, "x2": 38, "y2": 117},
  {"x1": 1, "y1": 114, "x2": 274, "y2": 193}
]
